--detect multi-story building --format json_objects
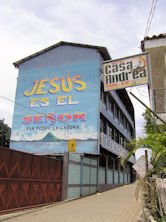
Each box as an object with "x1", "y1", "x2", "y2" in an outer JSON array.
[
  {"x1": 11, "y1": 41, "x2": 135, "y2": 199},
  {"x1": 141, "y1": 33, "x2": 166, "y2": 123},
  {"x1": 99, "y1": 82, "x2": 135, "y2": 190}
]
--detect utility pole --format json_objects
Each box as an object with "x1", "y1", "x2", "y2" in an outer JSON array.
[
  {"x1": 145, "y1": 150, "x2": 148, "y2": 174},
  {"x1": 130, "y1": 92, "x2": 166, "y2": 125},
  {"x1": 148, "y1": 54, "x2": 156, "y2": 112},
  {"x1": 145, "y1": 150, "x2": 150, "y2": 201}
]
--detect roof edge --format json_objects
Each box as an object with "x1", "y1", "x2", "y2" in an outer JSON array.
[
  {"x1": 141, "y1": 33, "x2": 166, "y2": 51},
  {"x1": 13, "y1": 41, "x2": 111, "y2": 67}
]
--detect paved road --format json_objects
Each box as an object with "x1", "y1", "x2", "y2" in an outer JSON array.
[{"x1": 1, "y1": 183, "x2": 142, "y2": 222}]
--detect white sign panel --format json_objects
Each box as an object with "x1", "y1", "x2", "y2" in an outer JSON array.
[
  {"x1": 103, "y1": 53, "x2": 149, "y2": 91},
  {"x1": 101, "y1": 133, "x2": 135, "y2": 164},
  {"x1": 132, "y1": 155, "x2": 153, "y2": 177}
]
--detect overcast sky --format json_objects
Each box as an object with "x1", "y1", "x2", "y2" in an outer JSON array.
[{"x1": 0, "y1": 0, "x2": 165, "y2": 140}]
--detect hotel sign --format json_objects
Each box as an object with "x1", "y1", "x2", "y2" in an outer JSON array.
[
  {"x1": 101, "y1": 133, "x2": 135, "y2": 164},
  {"x1": 103, "y1": 53, "x2": 149, "y2": 91}
]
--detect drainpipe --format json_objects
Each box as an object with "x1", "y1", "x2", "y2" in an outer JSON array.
[
  {"x1": 118, "y1": 159, "x2": 120, "y2": 184},
  {"x1": 106, "y1": 155, "x2": 108, "y2": 185},
  {"x1": 97, "y1": 156, "x2": 99, "y2": 192},
  {"x1": 112, "y1": 158, "x2": 115, "y2": 184},
  {"x1": 80, "y1": 154, "x2": 84, "y2": 196}
]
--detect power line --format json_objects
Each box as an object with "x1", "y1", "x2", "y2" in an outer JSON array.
[
  {"x1": 146, "y1": 0, "x2": 158, "y2": 35},
  {"x1": 144, "y1": 0, "x2": 158, "y2": 37},
  {"x1": 0, "y1": 94, "x2": 45, "y2": 115},
  {"x1": 130, "y1": 92, "x2": 166, "y2": 124},
  {"x1": 135, "y1": 87, "x2": 149, "y2": 99},
  {"x1": 144, "y1": 0, "x2": 155, "y2": 37}
]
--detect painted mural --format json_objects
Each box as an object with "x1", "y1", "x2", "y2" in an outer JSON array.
[{"x1": 10, "y1": 60, "x2": 100, "y2": 154}]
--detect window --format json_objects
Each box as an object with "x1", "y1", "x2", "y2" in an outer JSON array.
[
  {"x1": 119, "y1": 111, "x2": 123, "y2": 125},
  {"x1": 127, "y1": 121, "x2": 129, "y2": 131},
  {"x1": 115, "y1": 158, "x2": 119, "y2": 170},
  {"x1": 114, "y1": 104, "x2": 119, "y2": 121},
  {"x1": 129, "y1": 125, "x2": 134, "y2": 137},
  {"x1": 120, "y1": 164, "x2": 124, "y2": 172},
  {"x1": 124, "y1": 139, "x2": 128, "y2": 149},
  {"x1": 117, "y1": 109, "x2": 120, "y2": 122},
  {"x1": 100, "y1": 115, "x2": 107, "y2": 134},
  {"x1": 111, "y1": 99, "x2": 114, "y2": 115},
  {"x1": 108, "y1": 95, "x2": 114, "y2": 115},
  {"x1": 108, "y1": 156, "x2": 114, "y2": 169},
  {"x1": 104, "y1": 92, "x2": 107, "y2": 105},
  {"x1": 100, "y1": 83, "x2": 104, "y2": 101},
  {"x1": 100, "y1": 82, "x2": 107, "y2": 106},
  {"x1": 126, "y1": 163, "x2": 130, "y2": 173},
  {"x1": 115, "y1": 131, "x2": 119, "y2": 143},
  {"x1": 120, "y1": 135, "x2": 124, "y2": 146},
  {"x1": 103, "y1": 119, "x2": 107, "y2": 134},
  {"x1": 124, "y1": 117, "x2": 127, "y2": 129},
  {"x1": 99, "y1": 154, "x2": 106, "y2": 167},
  {"x1": 111, "y1": 128, "x2": 114, "y2": 139},
  {"x1": 106, "y1": 124, "x2": 110, "y2": 136},
  {"x1": 107, "y1": 123, "x2": 114, "y2": 139}
]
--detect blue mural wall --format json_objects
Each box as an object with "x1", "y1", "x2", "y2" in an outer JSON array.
[{"x1": 10, "y1": 45, "x2": 100, "y2": 154}]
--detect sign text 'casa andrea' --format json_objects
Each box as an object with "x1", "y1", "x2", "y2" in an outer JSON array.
[{"x1": 103, "y1": 53, "x2": 149, "y2": 91}]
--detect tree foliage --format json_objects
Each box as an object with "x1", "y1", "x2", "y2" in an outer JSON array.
[
  {"x1": 143, "y1": 109, "x2": 166, "y2": 135},
  {"x1": 124, "y1": 109, "x2": 166, "y2": 177},
  {"x1": 0, "y1": 119, "x2": 11, "y2": 148},
  {"x1": 121, "y1": 108, "x2": 166, "y2": 220}
]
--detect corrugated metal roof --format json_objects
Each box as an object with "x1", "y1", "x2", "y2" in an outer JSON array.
[
  {"x1": 141, "y1": 33, "x2": 166, "y2": 51},
  {"x1": 13, "y1": 41, "x2": 111, "y2": 67}
]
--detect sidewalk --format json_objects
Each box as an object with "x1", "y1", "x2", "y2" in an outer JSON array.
[{"x1": 1, "y1": 183, "x2": 142, "y2": 222}]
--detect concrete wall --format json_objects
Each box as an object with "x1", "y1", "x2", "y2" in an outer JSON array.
[
  {"x1": 62, "y1": 152, "x2": 132, "y2": 200},
  {"x1": 67, "y1": 154, "x2": 81, "y2": 199},
  {"x1": 107, "y1": 169, "x2": 113, "y2": 184},
  {"x1": 62, "y1": 153, "x2": 98, "y2": 200},
  {"x1": 114, "y1": 170, "x2": 119, "y2": 184},
  {"x1": 98, "y1": 167, "x2": 105, "y2": 184},
  {"x1": 144, "y1": 39, "x2": 166, "y2": 113}
]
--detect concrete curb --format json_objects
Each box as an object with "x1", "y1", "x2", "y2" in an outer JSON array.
[
  {"x1": 0, "y1": 183, "x2": 142, "y2": 222},
  {"x1": 0, "y1": 192, "x2": 100, "y2": 221},
  {"x1": 0, "y1": 200, "x2": 67, "y2": 221}
]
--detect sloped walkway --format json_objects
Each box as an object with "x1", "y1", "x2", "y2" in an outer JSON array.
[{"x1": 1, "y1": 183, "x2": 142, "y2": 222}]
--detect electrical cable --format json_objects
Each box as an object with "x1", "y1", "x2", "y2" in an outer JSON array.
[
  {"x1": 146, "y1": 0, "x2": 158, "y2": 36},
  {"x1": 143, "y1": 0, "x2": 159, "y2": 74},
  {"x1": 135, "y1": 87, "x2": 149, "y2": 99},
  {"x1": 144, "y1": 0, "x2": 155, "y2": 37},
  {"x1": 144, "y1": 0, "x2": 158, "y2": 37},
  {"x1": 0, "y1": 94, "x2": 45, "y2": 115}
]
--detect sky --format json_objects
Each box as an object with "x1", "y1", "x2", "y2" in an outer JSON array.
[{"x1": 0, "y1": 0, "x2": 165, "y2": 150}]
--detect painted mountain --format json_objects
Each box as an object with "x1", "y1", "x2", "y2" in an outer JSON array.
[
  {"x1": 40, "y1": 132, "x2": 63, "y2": 142},
  {"x1": 39, "y1": 133, "x2": 96, "y2": 142}
]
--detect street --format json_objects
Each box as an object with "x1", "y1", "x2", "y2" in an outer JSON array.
[{"x1": 0, "y1": 183, "x2": 142, "y2": 222}]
